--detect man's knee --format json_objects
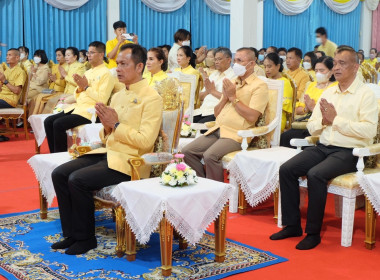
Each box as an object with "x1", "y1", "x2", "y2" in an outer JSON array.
[
  {"x1": 279, "y1": 160, "x2": 294, "y2": 177},
  {"x1": 52, "y1": 164, "x2": 67, "y2": 186},
  {"x1": 203, "y1": 149, "x2": 219, "y2": 165},
  {"x1": 306, "y1": 167, "x2": 324, "y2": 184}
]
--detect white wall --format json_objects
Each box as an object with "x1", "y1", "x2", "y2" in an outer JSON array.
[
  {"x1": 107, "y1": 0, "x2": 120, "y2": 41},
  {"x1": 359, "y1": 3, "x2": 373, "y2": 55}
]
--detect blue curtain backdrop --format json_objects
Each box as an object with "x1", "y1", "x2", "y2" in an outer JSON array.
[
  {"x1": 263, "y1": 0, "x2": 362, "y2": 55},
  {"x1": 0, "y1": 0, "x2": 23, "y2": 59},
  {"x1": 120, "y1": 0, "x2": 230, "y2": 50},
  {"x1": 23, "y1": 0, "x2": 107, "y2": 62}
]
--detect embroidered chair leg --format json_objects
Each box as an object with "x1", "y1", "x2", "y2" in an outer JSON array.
[
  {"x1": 115, "y1": 206, "x2": 126, "y2": 257},
  {"x1": 341, "y1": 196, "x2": 356, "y2": 247},
  {"x1": 365, "y1": 197, "x2": 376, "y2": 250},
  {"x1": 273, "y1": 188, "x2": 279, "y2": 222},
  {"x1": 238, "y1": 187, "x2": 247, "y2": 215},
  {"x1": 174, "y1": 230, "x2": 188, "y2": 249},
  {"x1": 39, "y1": 185, "x2": 48, "y2": 219},
  {"x1": 334, "y1": 195, "x2": 343, "y2": 218},
  {"x1": 159, "y1": 215, "x2": 173, "y2": 277},
  {"x1": 125, "y1": 221, "x2": 136, "y2": 261},
  {"x1": 214, "y1": 205, "x2": 228, "y2": 263}
]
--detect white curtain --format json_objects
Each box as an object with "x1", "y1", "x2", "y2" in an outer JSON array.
[
  {"x1": 141, "y1": 0, "x2": 187, "y2": 13},
  {"x1": 323, "y1": 0, "x2": 360, "y2": 15},
  {"x1": 204, "y1": 0, "x2": 230, "y2": 15},
  {"x1": 273, "y1": 0, "x2": 314, "y2": 16},
  {"x1": 43, "y1": 0, "x2": 89, "y2": 10},
  {"x1": 366, "y1": 0, "x2": 380, "y2": 11}
]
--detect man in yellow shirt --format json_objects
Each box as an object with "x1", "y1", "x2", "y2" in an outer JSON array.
[
  {"x1": 183, "y1": 47, "x2": 269, "y2": 182},
  {"x1": 271, "y1": 46, "x2": 378, "y2": 250},
  {"x1": 106, "y1": 20, "x2": 138, "y2": 69},
  {"x1": 50, "y1": 44, "x2": 162, "y2": 255},
  {"x1": 316, "y1": 27, "x2": 337, "y2": 58},
  {"x1": 285, "y1": 47, "x2": 311, "y2": 100}
]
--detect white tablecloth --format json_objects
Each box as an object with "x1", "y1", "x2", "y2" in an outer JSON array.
[
  {"x1": 358, "y1": 173, "x2": 380, "y2": 214},
  {"x1": 77, "y1": 123, "x2": 103, "y2": 144},
  {"x1": 28, "y1": 114, "x2": 51, "y2": 147},
  {"x1": 227, "y1": 147, "x2": 299, "y2": 207},
  {"x1": 28, "y1": 152, "x2": 72, "y2": 206},
  {"x1": 112, "y1": 177, "x2": 233, "y2": 246}
]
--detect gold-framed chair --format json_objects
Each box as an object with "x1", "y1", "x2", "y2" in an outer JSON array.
[{"x1": 282, "y1": 72, "x2": 297, "y2": 131}]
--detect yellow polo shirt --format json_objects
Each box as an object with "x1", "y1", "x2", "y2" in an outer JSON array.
[
  {"x1": 317, "y1": 39, "x2": 337, "y2": 57},
  {"x1": 205, "y1": 73, "x2": 269, "y2": 143},
  {"x1": 144, "y1": 70, "x2": 168, "y2": 87},
  {"x1": 286, "y1": 67, "x2": 311, "y2": 100},
  {"x1": 254, "y1": 64, "x2": 265, "y2": 77},
  {"x1": 0, "y1": 65, "x2": 26, "y2": 107},
  {"x1": 106, "y1": 38, "x2": 133, "y2": 69}
]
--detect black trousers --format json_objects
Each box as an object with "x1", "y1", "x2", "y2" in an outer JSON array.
[
  {"x1": 193, "y1": 114, "x2": 216, "y2": 124},
  {"x1": 44, "y1": 111, "x2": 91, "y2": 153},
  {"x1": 279, "y1": 143, "x2": 357, "y2": 234},
  {"x1": 51, "y1": 154, "x2": 131, "y2": 240},
  {"x1": 280, "y1": 128, "x2": 311, "y2": 148}
]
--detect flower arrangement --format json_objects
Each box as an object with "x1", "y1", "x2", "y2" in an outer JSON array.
[
  {"x1": 53, "y1": 98, "x2": 66, "y2": 114},
  {"x1": 160, "y1": 153, "x2": 198, "y2": 187},
  {"x1": 180, "y1": 115, "x2": 196, "y2": 137}
]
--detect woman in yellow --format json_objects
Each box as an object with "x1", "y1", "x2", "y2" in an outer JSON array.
[
  {"x1": 263, "y1": 52, "x2": 293, "y2": 132},
  {"x1": 303, "y1": 51, "x2": 317, "y2": 81},
  {"x1": 27, "y1": 49, "x2": 50, "y2": 104},
  {"x1": 42, "y1": 47, "x2": 86, "y2": 114},
  {"x1": 280, "y1": 56, "x2": 336, "y2": 148},
  {"x1": 143, "y1": 47, "x2": 168, "y2": 87}
]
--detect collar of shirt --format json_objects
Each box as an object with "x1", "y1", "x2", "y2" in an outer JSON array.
[
  {"x1": 128, "y1": 78, "x2": 149, "y2": 93},
  {"x1": 235, "y1": 72, "x2": 258, "y2": 88},
  {"x1": 152, "y1": 70, "x2": 166, "y2": 78},
  {"x1": 180, "y1": 65, "x2": 194, "y2": 72},
  {"x1": 334, "y1": 76, "x2": 362, "y2": 95}
]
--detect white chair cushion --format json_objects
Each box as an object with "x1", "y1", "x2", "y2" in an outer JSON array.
[{"x1": 0, "y1": 108, "x2": 24, "y2": 114}]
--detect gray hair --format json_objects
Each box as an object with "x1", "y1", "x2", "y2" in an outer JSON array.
[{"x1": 215, "y1": 47, "x2": 232, "y2": 59}]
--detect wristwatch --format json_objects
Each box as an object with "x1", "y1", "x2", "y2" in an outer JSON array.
[
  {"x1": 3, "y1": 80, "x2": 9, "y2": 85},
  {"x1": 114, "y1": 122, "x2": 120, "y2": 130},
  {"x1": 233, "y1": 98, "x2": 240, "y2": 105}
]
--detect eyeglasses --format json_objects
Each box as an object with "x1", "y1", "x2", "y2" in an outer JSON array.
[{"x1": 87, "y1": 51, "x2": 99, "y2": 55}]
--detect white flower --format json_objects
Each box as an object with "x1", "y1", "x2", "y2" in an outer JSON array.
[{"x1": 169, "y1": 178, "x2": 177, "y2": 186}]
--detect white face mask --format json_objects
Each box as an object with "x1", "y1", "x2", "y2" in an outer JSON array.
[
  {"x1": 279, "y1": 55, "x2": 286, "y2": 61},
  {"x1": 33, "y1": 56, "x2": 41, "y2": 64},
  {"x1": 20, "y1": 53, "x2": 25, "y2": 60},
  {"x1": 233, "y1": 62, "x2": 250, "y2": 77},
  {"x1": 370, "y1": 53, "x2": 376, "y2": 60},
  {"x1": 303, "y1": 62, "x2": 311, "y2": 70},
  {"x1": 79, "y1": 57, "x2": 84, "y2": 63},
  {"x1": 316, "y1": 72, "x2": 329, "y2": 83},
  {"x1": 316, "y1": 37, "x2": 322, "y2": 44},
  {"x1": 182, "y1": 40, "x2": 190, "y2": 47}
]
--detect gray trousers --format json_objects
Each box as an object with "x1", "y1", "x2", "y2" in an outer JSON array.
[{"x1": 182, "y1": 130, "x2": 241, "y2": 182}]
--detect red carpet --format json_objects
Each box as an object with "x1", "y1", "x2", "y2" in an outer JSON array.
[{"x1": 0, "y1": 131, "x2": 379, "y2": 279}]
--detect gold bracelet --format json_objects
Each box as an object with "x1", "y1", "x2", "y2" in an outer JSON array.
[{"x1": 233, "y1": 98, "x2": 240, "y2": 105}]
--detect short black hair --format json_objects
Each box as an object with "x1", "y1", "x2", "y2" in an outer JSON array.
[
  {"x1": 315, "y1": 50, "x2": 325, "y2": 57},
  {"x1": 315, "y1": 27, "x2": 327, "y2": 36},
  {"x1": 33, "y1": 49, "x2": 48, "y2": 64},
  {"x1": 148, "y1": 47, "x2": 168, "y2": 71},
  {"x1": 314, "y1": 45, "x2": 320, "y2": 49},
  {"x1": 8, "y1": 48, "x2": 20, "y2": 56},
  {"x1": 113, "y1": 20, "x2": 126, "y2": 30},
  {"x1": 259, "y1": 48, "x2": 266, "y2": 53},
  {"x1": 18, "y1": 46, "x2": 29, "y2": 55},
  {"x1": 267, "y1": 46, "x2": 278, "y2": 53},
  {"x1": 79, "y1": 49, "x2": 87, "y2": 60},
  {"x1": 304, "y1": 51, "x2": 317, "y2": 70},
  {"x1": 89, "y1": 41, "x2": 106, "y2": 54},
  {"x1": 237, "y1": 47, "x2": 258, "y2": 61},
  {"x1": 277, "y1": 47, "x2": 287, "y2": 54},
  {"x1": 159, "y1": 45, "x2": 171, "y2": 52},
  {"x1": 288, "y1": 47, "x2": 303, "y2": 59},
  {"x1": 370, "y1": 48, "x2": 378, "y2": 53},
  {"x1": 120, "y1": 43, "x2": 147, "y2": 70},
  {"x1": 55, "y1": 48, "x2": 66, "y2": 56},
  {"x1": 174, "y1": 29, "x2": 191, "y2": 43},
  {"x1": 215, "y1": 47, "x2": 232, "y2": 58},
  {"x1": 66, "y1": 47, "x2": 80, "y2": 61}
]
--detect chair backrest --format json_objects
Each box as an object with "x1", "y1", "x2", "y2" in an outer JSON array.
[
  {"x1": 282, "y1": 72, "x2": 297, "y2": 129},
  {"x1": 21, "y1": 70, "x2": 32, "y2": 107},
  {"x1": 167, "y1": 71, "x2": 196, "y2": 122}
]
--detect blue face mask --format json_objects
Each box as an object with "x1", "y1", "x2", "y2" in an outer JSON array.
[{"x1": 258, "y1": 54, "x2": 265, "y2": 61}]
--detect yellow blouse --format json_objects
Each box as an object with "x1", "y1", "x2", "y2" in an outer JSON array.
[
  {"x1": 296, "y1": 81, "x2": 338, "y2": 109},
  {"x1": 278, "y1": 76, "x2": 294, "y2": 132},
  {"x1": 144, "y1": 70, "x2": 168, "y2": 87},
  {"x1": 174, "y1": 65, "x2": 200, "y2": 88},
  {"x1": 63, "y1": 61, "x2": 86, "y2": 94},
  {"x1": 49, "y1": 63, "x2": 69, "y2": 93}
]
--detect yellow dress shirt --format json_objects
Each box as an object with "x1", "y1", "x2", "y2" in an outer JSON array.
[
  {"x1": 278, "y1": 76, "x2": 294, "y2": 132},
  {"x1": 106, "y1": 38, "x2": 133, "y2": 69},
  {"x1": 144, "y1": 70, "x2": 168, "y2": 87},
  {"x1": 49, "y1": 63, "x2": 69, "y2": 93},
  {"x1": 307, "y1": 77, "x2": 378, "y2": 148},
  {"x1": 205, "y1": 73, "x2": 269, "y2": 143},
  {"x1": 296, "y1": 81, "x2": 338, "y2": 109},
  {"x1": 254, "y1": 64, "x2": 265, "y2": 77},
  {"x1": 28, "y1": 64, "x2": 51, "y2": 101},
  {"x1": 0, "y1": 65, "x2": 26, "y2": 107},
  {"x1": 286, "y1": 67, "x2": 311, "y2": 100},
  {"x1": 317, "y1": 39, "x2": 337, "y2": 57},
  {"x1": 65, "y1": 63, "x2": 115, "y2": 120},
  {"x1": 89, "y1": 79, "x2": 163, "y2": 178},
  {"x1": 63, "y1": 61, "x2": 86, "y2": 94}
]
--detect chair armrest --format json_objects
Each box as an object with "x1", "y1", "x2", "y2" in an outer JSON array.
[
  {"x1": 290, "y1": 136, "x2": 319, "y2": 151},
  {"x1": 204, "y1": 121, "x2": 215, "y2": 128},
  {"x1": 191, "y1": 123, "x2": 208, "y2": 130},
  {"x1": 128, "y1": 158, "x2": 145, "y2": 181},
  {"x1": 353, "y1": 143, "x2": 380, "y2": 174},
  {"x1": 291, "y1": 121, "x2": 307, "y2": 130}
]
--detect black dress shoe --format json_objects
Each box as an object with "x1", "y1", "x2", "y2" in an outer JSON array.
[
  {"x1": 270, "y1": 226, "x2": 303, "y2": 240},
  {"x1": 65, "y1": 236, "x2": 97, "y2": 255},
  {"x1": 51, "y1": 237, "x2": 76, "y2": 250},
  {"x1": 0, "y1": 135, "x2": 9, "y2": 142},
  {"x1": 296, "y1": 234, "x2": 321, "y2": 250}
]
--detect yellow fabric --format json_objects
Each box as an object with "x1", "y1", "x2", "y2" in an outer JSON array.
[
  {"x1": 278, "y1": 76, "x2": 293, "y2": 132},
  {"x1": 308, "y1": 70, "x2": 316, "y2": 81},
  {"x1": 49, "y1": 63, "x2": 69, "y2": 93},
  {"x1": 63, "y1": 61, "x2": 86, "y2": 94},
  {"x1": 205, "y1": 73, "x2": 269, "y2": 143},
  {"x1": 27, "y1": 64, "x2": 51, "y2": 101},
  {"x1": 20, "y1": 59, "x2": 33, "y2": 73},
  {"x1": 0, "y1": 65, "x2": 26, "y2": 107},
  {"x1": 64, "y1": 63, "x2": 115, "y2": 120},
  {"x1": 286, "y1": 67, "x2": 311, "y2": 100},
  {"x1": 174, "y1": 65, "x2": 200, "y2": 89},
  {"x1": 296, "y1": 81, "x2": 338, "y2": 109},
  {"x1": 366, "y1": 58, "x2": 377, "y2": 68},
  {"x1": 144, "y1": 70, "x2": 168, "y2": 86},
  {"x1": 105, "y1": 38, "x2": 133, "y2": 69},
  {"x1": 254, "y1": 64, "x2": 265, "y2": 76},
  {"x1": 317, "y1": 39, "x2": 337, "y2": 57},
  {"x1": 330, "y1": 168, "x2": 380, "y2": 189},
  {"x1": 89, "y1": 79, "x2": 163, "y2": 178},
  {"x1": 308, "y1": 77, "x2": 378, "y2": 148}
]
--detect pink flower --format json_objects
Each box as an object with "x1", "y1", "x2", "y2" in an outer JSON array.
[
  {"x1": 183, "y1": 114, "x2": 189, "y2": 119},
  {"x1": 176, "y1": 163, "x2": 186, "y2": 171},
  {"x1": 185, "y1": 121, "x2": 191, "y2": 125},
  {"x1": 175, "y1": 154, "x2": 185, "y2": 159},
  {"x1": 170, "y1": 159, "x2": 175, "y2": 163}
]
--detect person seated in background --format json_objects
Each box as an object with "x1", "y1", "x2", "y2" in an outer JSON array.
[
  {"x1": 303, "y1": 51, "x2": 317, "y2": 80},
  {"x1": 168, "y1": 28, "x2": 191, "y2": 71},
  {"x1": 314, "y1": 45, "x2": 319, "y2": 53},
  {"x1": 278, "y1": 47, "x2": 287, "y2": 70},
  {"x1": 175, "y1": 45, "x2": 202, "y2": 90},
  {"x1": 258, "y1": 48, "x2": 266, "y2": 65},
  {"x1": 50, "y1": 44, "x2": 163, "y2": 255},
  {"x1": 263, "y1": 52, "x2": 293, "y2": 132},
  {"x1": 315, "y1": 51, "x2": 325, "y2": 59},
  {"x1": 0, "y1": 48, "x2": 27, "y2": 142},
  {"x1": 271, "y1": 46, "x2": 378, "y2": 250},
  {"x1": 367, "y1": 48, "x2": 378, "y2": 68},
  {"x1": 266, "y1": 46, "x2": 278, "y2": 55},
  {"x1": 280, "y1": 56, "x2": 336, "y2": 148},
  {"x1": 357, "y1": 52, "x2": 365, "y2": 65},
  {"x1": 158, "y1": 44, "x2": 171, "y2": 60},
  {"x1": 18, "y1": 46, "x2": 32, "y2": 73},
  {"x1": 44, "y1": 42, "x2": 115, "y2": 153},
  {"x1": 316, "y1": 27, "x2": 337, "y2": 58},
  {"x1": 27, "y1": 49, "x2": 50, "y2": 106},
  {"x1": 201, "y1": 48, "x2": 216, "y2": 76},
  {"x1": 194, "y1": 47, "x2": 236, "y2": 124},
  {"x1": 41, "y1": 47, "x2": 86, "y2": 114},
  {"x1": 143, "y1": 47, "x2": 168, "y2": 86},
  {"x1": 375, "y1": 52, "x2": 380, "y2": 71},
  {"x1": 106, "y1": 20, "x2": 138, "y2": 69},
  {"x1": 79, "y1": 49, "x2": 90, "y2": 70},
  {"x1": 286, "y1": 47, "x2": 311, "y2": 100},
  {"x1": 183, "y1": 47, "x2": 269, "y2": 182},
  {"x1": 246, "y1": 47, "x2": 265, "y2": 77}
]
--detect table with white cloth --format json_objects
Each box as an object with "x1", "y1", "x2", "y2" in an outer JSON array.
[
  {"x1": 227, "y1": 147, "x2": 299, "y2": 218},
  {"x1": 111, "y1": 177, "x2": 233, "y2": 276}
]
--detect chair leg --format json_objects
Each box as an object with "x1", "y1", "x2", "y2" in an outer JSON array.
[
  {"x1": 39, "y1": 186, "x2": 48, "y2": 219},
  {"x1": 114, "y1": 206, "x2": 126, "y2": 257},
  {"x1": 365, "y1": 197, "x2": 376, "y2": 250},
  {"x1": 12, "y1": 119, "x2": 18, "y2": 138},
  {"x1": 214, "y1": 205, "x2": 227, "y2": 262},
  {"x1": 334, "y1": 195, "x2": 343, "y2": 218},
  {"x1": 238, "y1": 187, "x2": 247, "y2": 215},
  {"x1": 341, "y1": 196, "x2": 356, "y2": 247},
  {"x1": 174, "y1": 230, "x2": 188, "y2": 249},
  {"x1": 125, "y1": 220, "x2": 136, "y2": 261},
  {"x1": 159, "y1": 216, "x2": 173, "y2": 277},
  {"x1": 23, "y1": 114, "x2": 29, "y2": 140},
  {"x1": 273, "y1": 188, "x2": 279, "y2": 222}
]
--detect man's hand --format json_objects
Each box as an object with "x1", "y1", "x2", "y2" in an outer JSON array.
[
  {"x1": 320, "y1": 98, "x2": 337, "y2": 125},
  {"x1": 73, "y1": 74, "x2": 88, "y2": 90},
  {"x1": 95, "y1": 102, "x2": 119, "y2": 133},
  {"x1": 199, "y1": 67, "x2": 208, "y2": 80},
  {"x1": 204, "y1": 78, "x2": 216, "y2": 95},
  {"x1": 117, "y1": 33, "x2": 125, "y2": 44},
  {"x1": 304, "y1": 94, "x2": 316, "y2": 112},
  {"x1": 132, "y1": 34, "x2": 138, "y2": 44},
  {"x1": 222, "y1": 78, "x2": 237, "y2": 102},
  {"x1": 58, "y1": 65, "x2": 67, "y2": 79},
  {"x1": 0, "y1": 71, "x2": 5, "y2": 83}
]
